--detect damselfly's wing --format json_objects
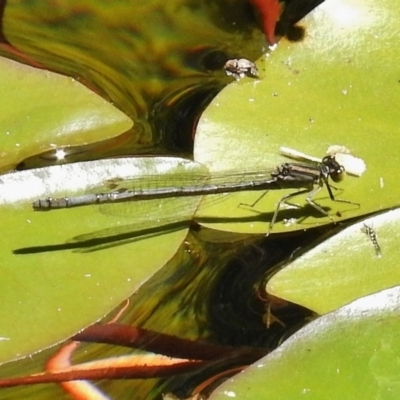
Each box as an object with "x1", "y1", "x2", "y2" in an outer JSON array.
[{"x1": 73, "y1": 169, "x2": 276, "y2": 241}]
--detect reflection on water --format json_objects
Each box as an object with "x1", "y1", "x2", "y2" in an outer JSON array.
[{"x1": 1, "y1": 0, "x2": 265, "y2": 163}]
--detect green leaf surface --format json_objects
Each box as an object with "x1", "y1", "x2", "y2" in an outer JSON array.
[
  {"x1": 267, "y1": 208, "x2": 400, "y2": 314},
  {"x1": 210, "y1": 286, "x2": 400, "y2": 400},
  {"x1": 0, "y1": 56, "x2": 132, "y2": 172},
  {"x1": 0, "y1": 157, "x2": 206, "y2": 364},
  {"x1": 194, "y1": 0, "x2": 400, "y2": 234}
]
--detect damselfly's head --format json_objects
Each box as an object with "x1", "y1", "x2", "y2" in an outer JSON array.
[{"x1": 322, "y1": 155, "x2": 345, "y2": 182}]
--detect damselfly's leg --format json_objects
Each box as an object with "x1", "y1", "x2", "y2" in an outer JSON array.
[
  {"x1": 239, "y1": 189, "x2": 309, "y2": 212},
  {"x1": 268, "y1": 183, "x2": 347, "y2": 235},
  {"x1": 305, "y1": 185, "x2": 333, "y2": 222},
  {"x1": 238, "y1": 190, "x2": 270, "y2": 210},
  {"x1": 266, "y1": 175, "x2": 359, "y2": 235},
  {"x1": 323, "y1": 177, "x2": 359, "y2": 208},
  {"x1": 268, "y1": 188, "x2": 313, "y2": 234}
]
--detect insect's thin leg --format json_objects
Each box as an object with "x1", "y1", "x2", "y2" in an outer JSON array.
[
  {"x1": 307, "y1": 181, "x2": 359, "y2": 225},
  {"x1": 305, "y1": 185, "x2": 333, "y2": 222},
  {"x1": 323, "y1": 177, "x2": 336, "y2": 201},
  {"x1": 239, "y1": 190, "x2": 270, "y2": 210},
  {"x1": 333, "y1": 197, "x2": 360, "y2": 207},
  {"x1": 324, "y1": 177, "x2": 360, "y2": 207},
  {"x1": 268, "y1": 188, "x2": 311, "y2": 234}
]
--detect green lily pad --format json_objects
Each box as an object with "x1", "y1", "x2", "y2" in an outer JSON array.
[
  {"x1": 0, "y1": 56, "x2": 132, "y2": 172},
  {"x1": 267, "y1": 208, "x2": 400, "y2": 314},
  {"x1": 194, "y1": 0, "x2": 400, "y2": 234},
  {"x1": 0, "y1": 157, "x2": 206, "y2": 364},
  {"x1": 210, "y1": 286, "x2": 400, "y2": 400}
]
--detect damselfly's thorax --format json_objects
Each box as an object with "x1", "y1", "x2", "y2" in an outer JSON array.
[{"x1": 270, "y1": 156, "x2": 344, "y2": 190}]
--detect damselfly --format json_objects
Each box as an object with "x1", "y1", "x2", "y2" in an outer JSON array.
[{"x1": 32, "y1": 155, "x2": 354, "y2": 232}]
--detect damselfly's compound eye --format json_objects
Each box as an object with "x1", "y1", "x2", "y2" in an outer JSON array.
[{"x1": 322, "y1": 156, "x2": 345, "y2": 182}]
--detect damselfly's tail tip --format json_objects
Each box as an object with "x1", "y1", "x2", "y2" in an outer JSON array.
[{"x1": 32, "y1": 199, "x2": 51, "y2": 211}]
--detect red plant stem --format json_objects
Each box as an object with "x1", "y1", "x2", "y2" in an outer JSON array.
[
  {"x1": 0, "y1": 360, "x2": 205, "y2": 388},
  {"x1": 73, "y1": 323, "x2": 266, "y2": 361}
]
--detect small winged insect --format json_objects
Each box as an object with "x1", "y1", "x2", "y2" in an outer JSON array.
[
  {"x1": 33, "y1": 155, "x2": 356, "y2": 233},
  {"x1": 224, "y1": 58, "x2": 259, "y2": 80},
  {"x1": 362, "y1": 223, "x2": 382, "y2": 258}
]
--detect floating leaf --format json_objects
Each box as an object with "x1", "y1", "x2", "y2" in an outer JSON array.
[
  {"x1": 0, "y1": 157, "x2": 206, "y2": 364},
  {"x1": 210, "y1": 286, "x2": 400, "y2": 400},
  {"x1": 194, "y1": 0, "x2": 400, "y2": 234},
  {"x1": 267, "y1": 208, "x2": 400, "y2": 314},
  {"x1": 0, "y1": 56, "x2": 132, "y2": 172}
]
